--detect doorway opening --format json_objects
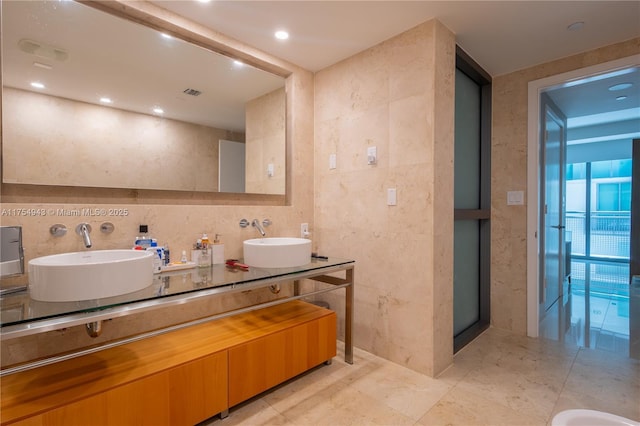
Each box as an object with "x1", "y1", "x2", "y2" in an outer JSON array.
[
  {"x1": 542, "y1": 157, "x2": 633, "y2": 352},
  {"x1": 527, "y1": 56, "x2": 639, "y2": 356}
]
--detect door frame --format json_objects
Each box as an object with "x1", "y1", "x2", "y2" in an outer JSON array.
[
  {"x1": 526, "y1": 54, "x2": 640, "y2": 337},
  {"x1": 632, "y1": 139, "x2": 640, "y2": 279},
  {"x1": 453, "y1": 46, "x2": 492, "y2": 352}
]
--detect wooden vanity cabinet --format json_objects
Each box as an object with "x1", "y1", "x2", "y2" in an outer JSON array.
[
  {"x1": 228, "y1": 310, "x2": 336, "y2": 406},
  {"x1": 1, "y1": 301, "x2": 336, "y2": 426},
  {"x1": 13, "y1": 352, "x2": 228, "y2": 426}
]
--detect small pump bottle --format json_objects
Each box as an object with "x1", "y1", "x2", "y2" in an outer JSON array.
[{"x1": 211, "y1": 234, "x2": 225, "y2": 265}]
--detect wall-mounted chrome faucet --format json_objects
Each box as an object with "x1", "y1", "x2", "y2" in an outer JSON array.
[
  {"x1": 75, "y1": 223, "x2": 92, "y2": 248},
  {"x1": 240, "y1": 218, "x2": 271, "y2": 237},
  {"x1": 251, "y1": 219, "x2": 266, "y2": 237}
]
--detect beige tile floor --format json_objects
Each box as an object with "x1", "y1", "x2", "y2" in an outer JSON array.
[{"x1": 203, "y1": 327, "x2": 639, "y2": 426}]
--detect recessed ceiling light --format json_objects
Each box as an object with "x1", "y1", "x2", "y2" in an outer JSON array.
[
  {"x1": 233, "y1": 60, "x2": 244, "y2": 67},
  {"x1": 616, "y1": 95, "x2": 628, "y2": 101},
  {"x1": 196, "y1": 0, "x2": 211, "y2": 3},
  {"x1": 30, "y1": 82, "x2": 45, "y2": 89},
  {"x1": 100, "y1": 97, "x2": 113, "y2": 104},
  {"x1": 275, "y1": 30, "x2": 289, "y2": 40},
  {"x1": 161, "y1": 33, "x2": 172, "y2": 40},
  {"x1": 153, "y1": 107, "x2": 164, "y2": 114},
  {"x1": 567, "y1": 21, "x2": 585, "y2": 31},
  {"x1": 608, "y1": 82, "x2": 633, "y2": 91}
]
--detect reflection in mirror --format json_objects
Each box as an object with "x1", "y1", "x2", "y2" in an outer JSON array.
[
  {"x1": 1, "y1": 0, "x2": 286, "y2": 195},
  {"x1": 219, "y1": 140, "x2": 245, "y2": 193}
]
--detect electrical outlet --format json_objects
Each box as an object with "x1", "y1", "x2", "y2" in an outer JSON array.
[{"x1": 301, "y1": 223, "x2": 309, "y2": 238}]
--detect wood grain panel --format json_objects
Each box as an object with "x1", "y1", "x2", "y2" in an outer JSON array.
[
  {"x1": 228, "y1": 312, "x2": 336, "y2": 406},
  {"x1": 7, "y1": 354, "x2": 226, "y2": 426},
  {"x1": 168, "y1": 351, "x2": 227, "y2": 425},
  {"x1": 18, "y1": 373, "x2": 169, "y2": 426},
  {"x1": 2, "y1": 301, "x2": 335, "y2": 425}
]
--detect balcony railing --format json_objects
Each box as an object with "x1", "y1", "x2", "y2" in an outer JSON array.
[
  {"x1": 566, "y1": 211, "x2": 631, "y2": 259},
  {"x1": 566, "y1": 211, "x2": 631, "y2": 297}
]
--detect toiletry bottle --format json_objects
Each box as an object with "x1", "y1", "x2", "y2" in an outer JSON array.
[
  {"x1": 138, "y1": 224, "x2": 148, "y2": 240},
  {"x1": 198, "y1": 249, "x2": 210, "y2": 268},
  {"x1": 198, "y1": 233, "x2": 211, "y2": 268},
  {"x1": 211, "y1": 234, "x2": 225, "y2": 265},
  {"x1": 198, "y1": 246, "x2": 211, "y2": 268},
  {"x1": 134, "y1": 225, "x2": 153, "y2": 249},
  {"x1": 164, "y1": 243, "x2": 170, "y2": 266},
  {"x1": 147, "y1": 241, "x2": 164, "y2": 273},
  {"x1": 180, "y1": 250, "x2": 188, "y2": 263}
]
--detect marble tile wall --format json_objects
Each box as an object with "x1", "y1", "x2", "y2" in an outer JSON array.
[
  {"x1": 313, "y1": 20, "x2": 455, "y2": 377},
  {"x1": 491, "y1": 38, "x2": 640, "y2": 334},
  {"x1": 245, "y1": 87, "x2": 286, "y2": 195}
]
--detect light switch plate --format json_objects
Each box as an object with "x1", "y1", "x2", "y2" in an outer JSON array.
[
  {"x1": 387, "y1": 188, "x2": 397, "y2": 206},
  {"x1": 329, "y1": 153, "x2": 337, "y2": 169},
  {"x1": 507, "y1": 190, "x2": 524, "y2": 205}
]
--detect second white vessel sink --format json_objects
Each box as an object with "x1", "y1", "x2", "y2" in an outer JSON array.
[
  {"x1": 243, "y1": 237, "x2": 312, "y2": 268},
  {"x1": 28, "y1": 250, "x2": 154, "y2": 302}
]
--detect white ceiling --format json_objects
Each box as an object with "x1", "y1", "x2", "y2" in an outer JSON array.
[
  {"x1": 155, "y1": 0, "x2": 640, "y2": 141},
  {"x1": 153, "y1": 0, "x2": 640, "y2": 132},
  {"x1": 154, "y1": 1, "x2": 640, "y2": 76},
  {"x1": 3, "y1": 1, "x2": 638, "y2": 135}
]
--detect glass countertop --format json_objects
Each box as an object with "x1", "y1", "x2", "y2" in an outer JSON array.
[{"x1": 0, "y1": 258, "x2": 354, "y2": 329}]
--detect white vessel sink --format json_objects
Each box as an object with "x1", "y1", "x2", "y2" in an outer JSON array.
[
  {"x1": 243, "y1": 238, "x2": 312, "y2": 268},
  {"x1": 28, "y1": 250, "x2": 154, "y2": 302}
]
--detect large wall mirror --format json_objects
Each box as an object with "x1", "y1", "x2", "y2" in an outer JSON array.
[{"x1": 1, "y1": 1, "x2": 286, "y2": 195}]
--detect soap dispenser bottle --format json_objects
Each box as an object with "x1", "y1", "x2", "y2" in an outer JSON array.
[{"x1": 211, "y1": 234, "x2": 225, "y2": 264}]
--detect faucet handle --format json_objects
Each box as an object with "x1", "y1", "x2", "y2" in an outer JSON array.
[
  {"x1": 75, "y1": 223, "x2": 92, "y2": 234},
  {"x1": 100, "y1": 222, "x2": 115, "y2": 234},
  {"x1": 262, "y1": 219, "x2": 272, "y2": 227},
  {"x1": 50, "y1": 224, "x2": 67, "y2": 237}
]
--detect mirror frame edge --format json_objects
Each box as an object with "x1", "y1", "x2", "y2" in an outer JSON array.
[{"x1": 0, "y1": 0, "x2": 296, "y2": 206}]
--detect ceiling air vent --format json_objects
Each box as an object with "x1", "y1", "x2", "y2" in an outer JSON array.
[
  {"x1": 183, "y1": 88, "x2": 202, "y2": 96},
  {"x1": 18, "y1": 39, "x2": 68, "y2": 62}
]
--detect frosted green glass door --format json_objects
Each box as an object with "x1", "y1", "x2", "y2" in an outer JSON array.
[
  {"x1": 453, "y1": 52, "x2": 491, "y2": 352},
  {"x1": 454, "y1": 220, "x2": 480, "y2": 334}
]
